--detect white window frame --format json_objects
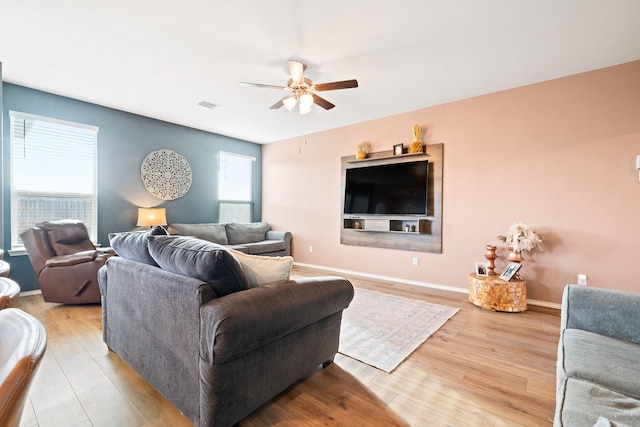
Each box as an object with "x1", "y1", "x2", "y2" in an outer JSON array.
[
  {"x1": 218, "y1": 151, "x2": 256, "y2": 223},
  {"x1": 9, "y1": 111, "x2": 98, "y2": 253}
]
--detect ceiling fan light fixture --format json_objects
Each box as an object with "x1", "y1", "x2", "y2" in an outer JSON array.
[
  {"x1": 242, "y1": 60, "x2": 357, "y2": 114},
  {"x1": 283, "y1": 96, "x2": 297, "y2": 111},
  {"x1": 299, "y1": 103, "x2": 312, "y2": 115},
  {"x1": 299, "y1": 93, "x2": 313, "y2": 108}
]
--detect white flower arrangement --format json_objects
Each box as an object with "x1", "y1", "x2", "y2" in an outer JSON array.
[
  {"x1": 357, "y1": 142, "x2": 372, "y2": 154},
  {"x1": 497, "y1": 222, "x2": 543, "y2": 253}
]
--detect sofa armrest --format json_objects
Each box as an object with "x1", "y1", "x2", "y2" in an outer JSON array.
[
  {"x1": 265, "y1": 230, "x2": 290, "y2": 241},
  {"x1": 200, "y1": 276, "x2": 354, "y2": 365},
  {"x1": 562, "y1": 285, "x2": 640, "y2": 345},
  {"x1": 44, "y1": 250, "x2": 98, "y2": 267},
  {"x1": 265, "y1": 230, "x2": 292, "y2": 255}
]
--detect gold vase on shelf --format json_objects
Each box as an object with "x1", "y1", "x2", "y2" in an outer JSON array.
[
  {"x1": 356, "y1": 142, "x2": 371, "y2": 160},
  {"x1": 409, "y1": 124, "x2": 423, "y2": 153}
]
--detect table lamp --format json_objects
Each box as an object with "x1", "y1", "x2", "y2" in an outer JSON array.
[{"x1": 136, "y1": 208, "x2": 167, "y2": 228}]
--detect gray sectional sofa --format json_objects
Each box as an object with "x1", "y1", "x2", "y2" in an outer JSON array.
[
  {"x1": 555, "y1": 285, "x2": 640, "y2": 426},
  {"x1": 100, "y1": 229, "x2": 353, "y2": 426},
  {"x1": 167, "y1": 222, "x2": 291, "y2": 256}
]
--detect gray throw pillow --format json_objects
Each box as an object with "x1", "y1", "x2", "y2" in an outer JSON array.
[
  {"x1": 148, "y1": 235, "x2": 250, "y2": 296},
  {"x1": 109, "y1": 226, "x2": 168, "y2": 266},
  {"x1": 225, "y1": 222, "x2": 270, "y2": 245},
  {"x1": 167, "y1": 223, "x2": 229, "y2": 245}
]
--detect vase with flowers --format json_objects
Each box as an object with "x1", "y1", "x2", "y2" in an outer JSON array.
[
  {"x1": 496, "y1": 222, "x2": 543, "y2": 263},
  {"x1": 356, "y1": 142, "x2": 372, "y2": 160}
]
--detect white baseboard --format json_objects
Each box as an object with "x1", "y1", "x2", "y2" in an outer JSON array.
[
  {"x1": 20, "y1": 289, "x2": 42, "y2": 297},
  {"x1": 294, "y1": 262, "x2": 561, "y2": 310},
  {"x1": 19, "y1": 266, "x2": 560, "y2": 310}
]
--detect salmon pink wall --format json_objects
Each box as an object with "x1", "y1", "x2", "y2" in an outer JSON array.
[{"x1": 262, "y1": 61, "x2": 640, "y2": 304}]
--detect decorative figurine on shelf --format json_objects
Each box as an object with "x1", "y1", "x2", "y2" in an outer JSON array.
[
  {"x1": 356, "y1": 142, "x2": 371, "y2": 160},
  {"x1": 484, "y1": 245, "x2": 498, "y2": 275},
  {"x1": 409, "y1": 123, "x2": 424, "y2": 154}
]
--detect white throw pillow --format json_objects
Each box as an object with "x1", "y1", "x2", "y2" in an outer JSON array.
[{"x1": 229, "y1": 249, "x2": 293, "y2": 287}]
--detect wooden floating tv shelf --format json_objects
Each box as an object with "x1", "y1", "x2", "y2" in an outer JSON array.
[
  {"x1": 343, "y1": 217, "x2": 431, "y2": 234},
  {"x1": 340, "y1": 143, "x2": 443, "y2": 253},
  {"x1": 346, "y1": 151, "x2": 430, "y2": 164}
]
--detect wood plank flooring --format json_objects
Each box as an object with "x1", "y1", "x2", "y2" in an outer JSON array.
[{"x1": 17, "y1": 265, "x2": 560, "y2": 426}]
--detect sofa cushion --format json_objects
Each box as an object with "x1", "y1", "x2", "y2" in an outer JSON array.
[
  {"x1": 242, "y1": 240, "x2": 286, "y2": 255},
  {"x1": 168, "y1": 223, "x2": 229, "y2": 245},
  {"x1": 148, "y1": 236, "x2": 249, "y2": 296},
  {"x1": 225, "y1": 222, "x2": 270, "y2": 245},
  {"x1": 560, "y1": 329, "x2": 640, "y2": 399},
  {"x1": 555, "y1": 377, "x2": 640, "y2": 427},
  {"x1": 229, "y1": 249, "x2": 293, "y2": 287},
  {"x1": 109, "y1": 226, "x2": 168, "y2": 266}
]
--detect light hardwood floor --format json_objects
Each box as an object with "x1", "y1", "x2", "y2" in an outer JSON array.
[{"x1": 17, "y1": 265, "x2": 560, "y2": 427}]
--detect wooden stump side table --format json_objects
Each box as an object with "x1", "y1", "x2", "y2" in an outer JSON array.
[{"x1": 468, "y1": 273, "x2": 527, "y2": 312}]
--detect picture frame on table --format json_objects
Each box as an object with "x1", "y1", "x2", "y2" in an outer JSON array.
[
  {"x1": 475, "y1": 262, "x2": 488, "y2": 276},
  {"x1": 500, "y1": 262, "x2": 522, "y2": 281},
  {"x1": 393, "y1": 143, "x2": 403, "y2": 155}
]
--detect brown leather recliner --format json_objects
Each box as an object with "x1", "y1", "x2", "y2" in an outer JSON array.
[{"x1": 20, "y1": 220, "x2": 115, "y2": 304}]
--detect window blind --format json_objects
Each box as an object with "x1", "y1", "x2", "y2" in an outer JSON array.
[
  {"x1": 10, "y1": 111, "x2": 98, "y2": 249},
  {"x1": 218, "y1": 151, "x2": 255, "y2": 223}
]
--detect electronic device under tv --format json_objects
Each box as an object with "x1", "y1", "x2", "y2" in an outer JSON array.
[{"x1": 343, "y1": 160, "x2": 428, "y2": 215}]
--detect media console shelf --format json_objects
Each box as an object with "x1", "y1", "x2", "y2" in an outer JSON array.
[
  {"x1": 340, "y1": 143, "x2": 443, "y2": 253},
  {"x1": 343, "y1": 217, "x2": 430, "y2": 234}
]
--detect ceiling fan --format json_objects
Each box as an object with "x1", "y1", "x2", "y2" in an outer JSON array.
[{"x1": 241, "y1": 60, "x2": 358, "y2": 115}]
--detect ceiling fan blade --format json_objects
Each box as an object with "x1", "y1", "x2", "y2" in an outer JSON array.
[
  {"x1": 240, "y1": 82, "x2": 289, "y2": 90},
  {"x1": 288, "y1": 60, "x2": 305, "y2": 85},
  {"x1": 314, "y1": 79, "x2": 359, "y2": 91},
  {"x1": 270, "y1": 99, "x2": 285, "y2": 109},
  {"x1": 312, "y1": 94, "x2": 335, "y2": 110}
]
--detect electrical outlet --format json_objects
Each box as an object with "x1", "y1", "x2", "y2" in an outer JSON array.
[
  {"x1": 412, "y1": 257, "x2": 419, "y2": 266},
  {"x1": 309, "y1": 245, "x2": 313, "y2": 253},
  {"x1": 577, "y1": 274, "x2": 587, "y2": 286}
]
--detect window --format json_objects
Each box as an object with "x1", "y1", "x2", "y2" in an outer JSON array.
[
  {"x1": 218, "y1": 151, "x2": 255, "y2": 223},
  {"x1": 10, "y1": 111, "x2": 98, "y2": 251}
]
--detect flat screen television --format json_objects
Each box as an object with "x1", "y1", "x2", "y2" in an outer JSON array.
[{"x1": 343, "y1": 160, "x2": 428, "y2": 215}]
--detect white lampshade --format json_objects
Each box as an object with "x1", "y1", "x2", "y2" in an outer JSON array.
[
  {"x1": 299, "y1": 93, "x2": 313, "y2": 108},
  {"x1": 282, "y1": 96, "x2": 297, "y2": 111},
  {"x1": 136, "y1": 207, "x2": 167, "y2": 227},
  {"x1": 299, "y1": 103, "x2": 312, "y2": 115}
]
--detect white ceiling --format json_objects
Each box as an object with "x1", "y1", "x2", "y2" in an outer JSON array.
[{"x1": 2, "y1": 1, "x2": 639, "y2": 144}]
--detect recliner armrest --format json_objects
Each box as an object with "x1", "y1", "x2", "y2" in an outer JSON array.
[
  {"x1": 44, "y1": 250, "x2": 98, "y2": 268},
  {"x1": 200, "y1": 276, "x2": 354, "y2": 365},
  {"x1": 96, "y1": 247, "x2": 117, "y2": 256}
]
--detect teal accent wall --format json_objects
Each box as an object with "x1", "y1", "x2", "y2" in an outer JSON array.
[{"x1": 2, "y1": 83, "x2": 262, "y2": 291}]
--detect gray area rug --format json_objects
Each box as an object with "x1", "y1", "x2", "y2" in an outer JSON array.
[{"x1": 339, "y1": 288, "x2": 459, "y2": 373}]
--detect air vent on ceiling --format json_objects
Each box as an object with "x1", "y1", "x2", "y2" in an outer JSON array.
[{"x1": 198, "y1": 100, "x2": 224, "y2": 110}]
